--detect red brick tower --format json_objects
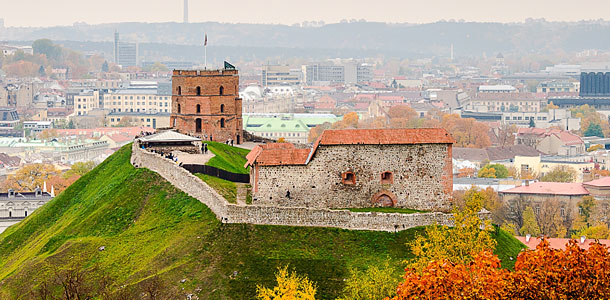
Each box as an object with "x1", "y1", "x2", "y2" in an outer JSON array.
[{"x1": 170, "y1": 68, "x2": 243, "y2": 144}]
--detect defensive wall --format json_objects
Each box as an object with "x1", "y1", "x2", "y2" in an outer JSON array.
[{"x1": 131, "y1": 143, "x2": 489, "y2": 232}]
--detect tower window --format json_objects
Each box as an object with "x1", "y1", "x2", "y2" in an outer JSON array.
[
  {"x1": 220, "y1": 118, "x2": 225, "y2": 128},
  {"x1": 177, "y1": 86, "x2": 182, "y2": 95},
  {"x1": 177, "y1": 104, "x2": 181, "y2": 114},
  {"x1": 220, "y1": 104, "x2": 225, "y2": 113},
  {"x1": 196, "y1": 86, "x2": 201, "y2": 95},
  {"x1": 196, "y1": 104, "x2": 201, "y2": 113},
  {"x1": 219, "y1": 86, "x2": 224, "y2": 95}
]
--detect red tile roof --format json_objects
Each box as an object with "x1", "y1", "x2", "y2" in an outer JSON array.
[
  {"x1": 516, "y1": 236, "x2": 610, "y2": 251},
  {"x1": 245, "y1": 143, "x2": 310, "y2": 167},
  {"x1": 247, "y1": 128, "x2": 454, "y2": 167},
  {"x1": 584, "y1": 176, "x2": 610, "y2": 188},
  {"x1": 517, "y1": 128, "x2": 583, "y2": 146},
  {"x1": 500, "y1": 182, "x2": 589, "y2": 196},
  {"x1": 317, "y1": 128, "x2": 455, "y2": 145}
]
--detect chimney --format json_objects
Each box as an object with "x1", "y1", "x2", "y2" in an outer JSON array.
[
  {"x1": 580, "y1": 236, "x2": 586, "y2": 244},
  {"x1": 526, "y1": 234, "x2": 531, "y2": 243},
  {"x1": 8, "y1": 189, "x2": 15, "y2": 198}
]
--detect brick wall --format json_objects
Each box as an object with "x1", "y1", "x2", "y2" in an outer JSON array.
[
  {"x1": 131, "y1": 143, "x2": 485, "y2": 232},
  {"x1": 252, "y1": 144, "x2": 452, "y2": 211},
  {"x1": 170, "y1": 69, "x2": 243, "y2": 143}
]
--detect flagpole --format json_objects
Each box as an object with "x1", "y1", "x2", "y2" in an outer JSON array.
[{"x1": 204, "y1": 33, "x2": 208, "y2": 70}]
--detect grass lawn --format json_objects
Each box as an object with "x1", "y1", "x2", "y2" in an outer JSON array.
[
  {"x1": 337, "y1": 207, "x2": 427, "y2": 214},
  {"x1": 204, "y1": 141, "x2": 250, "y2": 174},
  {"x1": 196, "y1": 173, "x2": 237, "y2": 203}
]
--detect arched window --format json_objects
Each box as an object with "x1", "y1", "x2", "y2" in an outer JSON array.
[
  {"x1": 196, "y1": 86, "x2": 201, "y2": 95},
  {"x1": 219, "y1": 86, "x2": 224, "y2": 95},
  {"x1": 196, "y1": 104, "x2": 201, "y2": 113},
  {"x1": 177, "y1": 104, "x2": 181, "y2": 114},
  {"x1": 220, "y1": 118, "x2": 225, "y2": 128},
  {"x1": 195, "y1": 118, "x2": 202, "y2": 133},
  {"x1": 177, "y1": 86, "x2": 182, "y2": 95},
  {"x1": 220, "y1": 104, "x2": 225, "y2": 113}
]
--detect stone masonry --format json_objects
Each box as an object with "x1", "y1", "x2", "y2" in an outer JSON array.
[
  {"x1": 130, "y1": 142, "x2": 486, "y2": 232},
  {"x1": 247, "y1": 128, "x2": 454, "y2": 212},
  {"x1": 252, "y1": 144, "x2": 452, "y2": 211},
  {"x1": 170, "y1": 69, "x2": 243, "y2": 144}
]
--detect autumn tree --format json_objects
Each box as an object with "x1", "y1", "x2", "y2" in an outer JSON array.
[
  {"x1": 478, "y1": 163, "x2": 509, "y2": 178},
  {"x1": 387, "y1": 105, "x2": 418, "y2": 128},
  {"x1": 496, "y1": 123, "x2": 517, "y2": 147},
  {"x1": 441, "y1": 114, "x2": 491, "y2": 148},
  {"x1": 540, "y1": 165, "x2": 576, "y2": 182},
  {"x1": 3, "y1": 164, "x2": 58, "y2": 192},
  {"x1": 38, "y1": 129, "x2": 58, "y2": 141},
  {"x1": 63, "y1": 161, "x2": 96, "y2": 179},
  {"x1": 339, "y1": 260, "x2": 399, "y2": 300},
  {"x1": 571, "y1": 104, "x2": 610, "y2": 137},
  {"x1": 572, "y1": 196, "x2": 597, "y2": 231},
  {"x1": 520, "y1": 206, "x2": 541, "y2": 236},
  {"x1": 409, "y1": 189, "x2": 496, "y2": 271},
  {"x1": 573, "y1": 223, "x2": 610, "y2": 239},
  {"x1": 536, "y1": 198, "x2": 567, "y2": 238},
  {"x1": 392, "y1": 251, "x2": 512, "y2": 300},
  {"x1": 256, "y1": 266, "x2": 316, "y2": 300},
  {"x1": 393, "y1": 239, "x2": 610, "y2": 299},
  {"x1": 308, "y1": 122, "x2": 331, "y2": 143}
]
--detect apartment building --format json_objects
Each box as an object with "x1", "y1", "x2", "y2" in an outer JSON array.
[
  {"x1": 103, "y1": 81, "x2": 172, "y2": 114},
  {"x1": 74, "y1": 90, "x2": 100, "y2": 116}
]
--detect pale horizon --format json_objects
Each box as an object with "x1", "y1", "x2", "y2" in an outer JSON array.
[{"x1": 2, "y1": 0, "x2": 610, "y2": 28}]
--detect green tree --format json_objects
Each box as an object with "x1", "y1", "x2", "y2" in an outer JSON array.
[
  {"x1": 575, "y1": 196, "x2": 596, "y2": 229},
  {"x1": 339, "y1": 260, "x2": 399, "y2": 300},
  {"x1": 478, "y1": 164, "x2": 509, "y2": 178},
  {"x1": 101, "y1": 60, "x2": 109, "y2": 72},
  {"x1": 573, "y1": 223, "x2": 610, "y2": 239},
  {"x1": 540, "y1": 166, "x2": 576, "y2": 182},
  {"x1": 529, "y1": 118, "x2": 535, "y2": 128},
  {"x1": 584, "y1": 123, "x2": 604, "y2": 137},
  {"x1": 409, "y1": 189, "x2": 496, "y2": 271},
  {"x1": 256, "y1": 266, "x2": 316, "y2": 300},
  {"x1": 520, "y1": 206, "x2": 541, "y2": 236}
]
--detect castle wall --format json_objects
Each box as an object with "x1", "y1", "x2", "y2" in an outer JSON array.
[
  {"x1": 252, "y1": 144, "x2": 452, "y2": 211},
  {"x1": 131, "y1": 143, "x2": 482, "y2": 232}
]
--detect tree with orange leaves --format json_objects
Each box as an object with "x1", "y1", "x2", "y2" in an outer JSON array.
[
  {"x1": 391, "y1": 239, "x2": 610, "y2": 300},
  {"x1": 441, "y1": 114, "x2": 491, "y2": 148}
]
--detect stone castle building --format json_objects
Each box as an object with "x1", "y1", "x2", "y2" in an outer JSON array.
[
  {"x1": 170, "y1": 68, "x2": 243, "y2": 144},
  {"x1": 245, "y1": 128, "x2": 455, "y2": 211}
]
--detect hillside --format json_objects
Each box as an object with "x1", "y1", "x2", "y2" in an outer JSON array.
[{"x1": 0, "y1": 145, "x2": 525, "y2": 299}]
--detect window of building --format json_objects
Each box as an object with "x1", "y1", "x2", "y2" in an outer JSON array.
[
  {"x1": 220, "y1": 104, "x2": 225, "y2": 113},
  {"x1": 220, "y1": 118, "x2": 225, "y2": 128},
  {"x1": 219, "y1": 86, "x2": 224, "y2": 95},
  {"x1": 196, "y1": 118, "x2": 202, "y2": 133},
  {"x1": 196, "y1": 86, "x2": 201, "y2": 95},
  {"x1": 178, "y1": 86, "x2": 182, "y2": 95},
  {"x1": 196, "y1": 104, "x2": 201, "y2": 113},
  {"x1": 342, "y1": 172, "x2": 356, "y2": 185},
  {"x1": 177, "y1": 104, "x2": 181, "y2": 113},
  {"x1": 381, "y1": 171, "x2": 393, "y2": 184}
]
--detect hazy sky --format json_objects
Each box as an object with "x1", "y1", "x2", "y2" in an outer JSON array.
[{"x1": 2, "y1": 0, "x2": 609, "y2": 27}]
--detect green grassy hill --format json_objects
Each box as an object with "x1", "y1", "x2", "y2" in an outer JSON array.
[{"x1": 0, "y1": 145, "x2": 525, "y2": 299}]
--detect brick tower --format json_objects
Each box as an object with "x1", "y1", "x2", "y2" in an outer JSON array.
[{"x1": 170, "y1": 68, "x2": 243, "y2": 144}]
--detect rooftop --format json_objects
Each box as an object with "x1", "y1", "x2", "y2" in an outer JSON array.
[
  {"x1": 500, "y1": 182, "x2": 589, "y2": 196},
  {"x1": 139, "y1": 130, "x2": 200, "y2": 143},
  {"x1": 317, "y1": 128, "x2": 455, "y2": 146},
  {"x1": 583, "y1": 176, "x2": 610, "y2": 188}
]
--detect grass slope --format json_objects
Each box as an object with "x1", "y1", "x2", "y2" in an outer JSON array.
[
  {"x1": 0, "y1": 145, "x2": 525, "y2": 299},
  {"x1": 196, "y1": 173, "x2": 237, "y2": 203},
  {"x1": 205, "y1": 141, "x2": 250, "y2": 174}
]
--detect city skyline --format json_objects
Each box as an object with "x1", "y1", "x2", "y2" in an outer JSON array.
[{"x1": 2, "y1": 0, "x2": 610, "y2": 27}]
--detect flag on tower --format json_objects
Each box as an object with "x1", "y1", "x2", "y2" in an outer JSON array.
[{"x1": 204, "y1": 34, "x2": 207, "y2": 46}]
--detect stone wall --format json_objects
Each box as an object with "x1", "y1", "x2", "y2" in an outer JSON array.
[
  {"x1": 252, "y1": 144, "x2": 452, "y2": 211},
  {"x1": 131, "y1": 143, "x2": 486, "y2": 232}
]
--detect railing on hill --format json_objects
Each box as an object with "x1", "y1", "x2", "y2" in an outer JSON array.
[{"x1": 181, "y1": 164, "x2": 250, "y2": 183}]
